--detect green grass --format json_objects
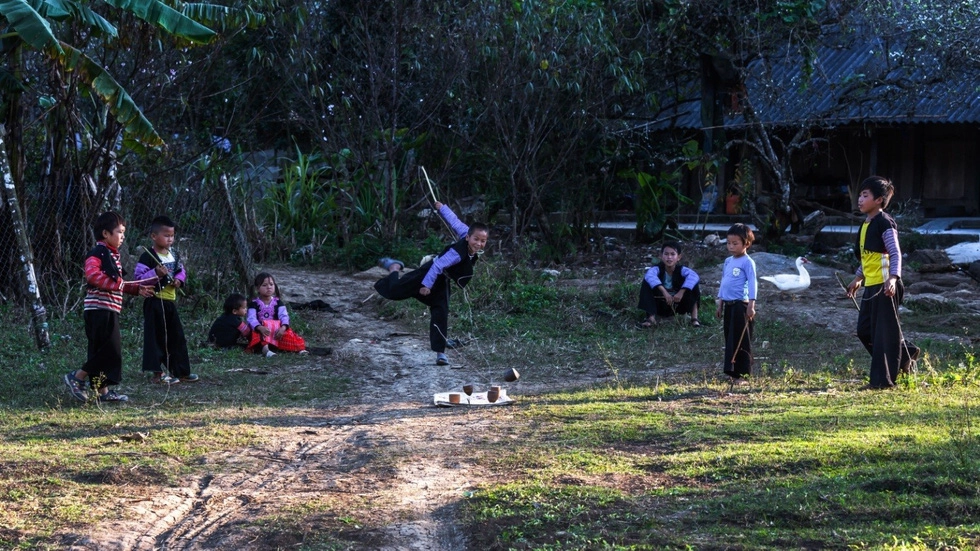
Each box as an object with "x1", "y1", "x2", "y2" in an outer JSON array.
[
  {"x1": 3, "y1": 259, "x2": 980, "y2": 549},
  {"x1": 466, "y1": 384, "x2": 980, "y2": 550},
  {"x1": 0, "y1": 300, "x2": 349, "y2": 549}
]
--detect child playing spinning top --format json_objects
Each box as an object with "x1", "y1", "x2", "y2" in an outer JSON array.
[
  {"x1": 716, "y1": 223, "x2": 758, "y2": 382},
  {"x1": 375, "y1": 201, "x2": 489, "y2": 366},
  {"x1": 846, "y1": 175, "x2": 920, "y2": 389}
]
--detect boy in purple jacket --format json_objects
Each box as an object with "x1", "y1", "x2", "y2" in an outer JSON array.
[
  {"x1": 375, "y1": 202, "x2": 489, "y2": 366},
  {"x1": 134, "y1": 216, "x2": 198, "y2": 384}
]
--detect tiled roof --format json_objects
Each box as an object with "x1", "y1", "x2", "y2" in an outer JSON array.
[{"x1": 638, "y1": 36, "x2": 980, "y2": 131}]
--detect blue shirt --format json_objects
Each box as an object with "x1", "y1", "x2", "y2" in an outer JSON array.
[{"x1": 718, "y1": 255, "x2": 758, "y2": 301}]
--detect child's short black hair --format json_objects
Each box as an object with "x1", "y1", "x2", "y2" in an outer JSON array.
[
  {"x1": 94, "y1": 211, "x2": 125, "y2": 239},
  {"x1": 223, "y1": 293, "x2": 247, "y2": 315},
  {"x1": 252, "y1": 272, "x2": 280, "y2": 297},
  {"x1": 467, "y1": 222, "x2": 490, "y2": 236},
  {"x1": 150, "y1": 215, "x2": 176, "y2": 234},
  {"x1": 727, "y1": 223, "x2": 755, "y2": 246},
  {"x1": 661, "y1": 240, "x2": 682, "y2": 254},
  {"x1": 859, "y1": 175, "x2": 895, "y2": 209}
]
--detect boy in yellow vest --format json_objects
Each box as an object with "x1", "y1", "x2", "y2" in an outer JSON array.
[{"x1": 846, "y1": 176, "x2": 920, "y2": 388}]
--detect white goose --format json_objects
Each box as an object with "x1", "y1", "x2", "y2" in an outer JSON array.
[{"x1": 761, "y1": 256, "x2": 811, "y2": 294}]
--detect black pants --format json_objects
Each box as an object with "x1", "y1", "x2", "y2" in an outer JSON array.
[
  {"x1": 82, "y1": 309, "x2": 122, "y2": 389},
  {"x1": 723, "y1": 301, "x2": 753, "y2": 379},
  {"x1": 638, "y1": 282, "x2": 701, "y2": 318},
  {"x1": 142, "y1": 298, "x2": 191, "y2": 378},
  {"x1": 857, "y1": 283, "x2": 919, "y2": 388},
  {"x1": 375, "y1": 264, "x2": 452, "y2": 353}
]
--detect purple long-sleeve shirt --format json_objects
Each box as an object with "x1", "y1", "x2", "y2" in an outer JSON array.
[
  {"x1": 247, "y1": 296, "x2": 290, "y2": 329},
  {"x1": 421, "y1": 205, "x2": 470, "y2": 289},
  {"x1": 718, "y1": 254, "x2": 758, "y2": 302},
  {"x1": 644, "y1": 265, "x2": 700, "y2": 291},
  {"x1": 134, "y1": 249, "x2": 186, "y2": 301}
]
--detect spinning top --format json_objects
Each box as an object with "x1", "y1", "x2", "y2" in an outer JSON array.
[{"x1": 503, "y1": 368, "x2": 520, "y2": 382}]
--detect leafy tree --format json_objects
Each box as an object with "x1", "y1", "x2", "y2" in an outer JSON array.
[{"x1": 0, "y1": 0, "x2": 220, "y2": 347}]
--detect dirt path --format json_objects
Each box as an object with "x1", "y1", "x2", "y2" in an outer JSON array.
[
  {"x1": 63, "y1": 258, "x2": 979, "y2": 550},
  {"x1": 66, "y1": 267, "x2": 522, "y2": 551}
]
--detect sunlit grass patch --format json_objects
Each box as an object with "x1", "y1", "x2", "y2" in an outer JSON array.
[{"x1": 467, "y1": 380, "x2": 980, "y2": 549}]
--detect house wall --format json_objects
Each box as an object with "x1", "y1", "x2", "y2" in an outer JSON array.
[{"x1": 786, "y1": 125, "x2": 980, "y2": 216}]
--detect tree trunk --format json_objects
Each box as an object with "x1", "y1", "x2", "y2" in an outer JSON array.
[
  {"x1": 0, "y1": 124, "x2": 50, "y2": 350},
  {"x1": 220, "y1": 173, "x2": 255, "y2": 291}
]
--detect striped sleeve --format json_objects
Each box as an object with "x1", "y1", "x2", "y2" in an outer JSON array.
[
  {"x1": 85, "y1": 256, "x2": 123, "y2": 292},
  {"x1": 883, "y1": 228, "x2": 902, "y2": 277}
]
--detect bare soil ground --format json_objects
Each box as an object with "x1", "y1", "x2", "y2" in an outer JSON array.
[{"x1": 63, "y1": 247, "x2": 980, "y2": 550}]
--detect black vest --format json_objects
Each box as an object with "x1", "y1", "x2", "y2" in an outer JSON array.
[
  {"x1": 654, "y1": 263, "x2": 689, "y2": 293},
  {"x1": 854, "y1": 211, "x2": 897, "y2": 260},
  {"x1": 85, "y1": 244, "x2": 124, "y2": 290},
  {"x1": 440, "y1": 238, "x2": 479, "y2": 289}
]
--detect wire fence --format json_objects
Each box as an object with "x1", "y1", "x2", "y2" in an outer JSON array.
[{"x1": 0, "y1": 163, "x2": 259, "y2": 321}]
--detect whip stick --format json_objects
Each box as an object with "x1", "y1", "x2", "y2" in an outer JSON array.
[
  {"x1": 420, "y1": 165, "x2": 439, "y2": 205},
  {"x1": 835, "y1": 272, "x2": 860, "y2": 310},
  {"x1": 419, "y1": 166, "x2": 457, "y2": 240},
  {"x1": 731, "y1": 319, "x2": 749, "y2": 365}
]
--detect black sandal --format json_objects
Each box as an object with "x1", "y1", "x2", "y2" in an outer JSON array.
[{"x1": 691, "y1": 319, "x2": 701, "y2": 327}]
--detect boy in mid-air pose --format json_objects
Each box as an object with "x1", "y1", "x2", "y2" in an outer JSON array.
[{"x1": 375, "y1": 201, "x2": 489, "y2": 366}]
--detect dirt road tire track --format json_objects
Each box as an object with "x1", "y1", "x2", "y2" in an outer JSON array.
[{"x1": 65, "y1": 268, "x2": 500, "y2": 550}]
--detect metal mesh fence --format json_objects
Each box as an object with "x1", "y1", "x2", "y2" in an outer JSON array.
[{"x1": 0, "y1": 157, "x2": 261, "y2": 320}]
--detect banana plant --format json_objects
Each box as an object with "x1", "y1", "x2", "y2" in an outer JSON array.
[
  {"x1": 0, "y1": 0, "x2": 219, "y2": 349},
  {"x1": 1, "y1": 0, "x2": 217, "y2": 147}
]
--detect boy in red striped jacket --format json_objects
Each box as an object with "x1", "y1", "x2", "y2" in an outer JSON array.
[{"x1": 63, "y1": 212, "x2": 154, "y2": 403}]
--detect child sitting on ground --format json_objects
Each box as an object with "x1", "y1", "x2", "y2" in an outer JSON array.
[
  {"x1": 637, "y1": 240, "x2": 702, "y2": 327},
  {"x1": 208, "y1": 293, "x2": 251, "y2": 349},
  {"x1": 246, "y1": 273, "x2": 308, "y2": 357}
]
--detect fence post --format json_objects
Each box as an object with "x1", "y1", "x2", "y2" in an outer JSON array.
[
  {"x1": 220, "y1": 173, "x2": 254, "y2": 291},
  {"x1": 0, "y1": 124, "x2": 50, "y2": 350}
]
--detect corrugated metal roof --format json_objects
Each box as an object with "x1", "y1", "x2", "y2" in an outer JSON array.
[{"x1": 637, "y1": 36, "x2": 980, "y2": 131}]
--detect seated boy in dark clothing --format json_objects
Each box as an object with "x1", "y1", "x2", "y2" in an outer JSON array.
[
  {"x1": 637, "y1": 241, "x2": 702, "y2": 327},
  {"x1": 208, "y1": 293, "x2": 251, "y2": 348}
]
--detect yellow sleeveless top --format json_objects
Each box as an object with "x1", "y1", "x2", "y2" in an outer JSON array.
[{"x1": 859, "y1": 222, "x2": 889, "y2": 286}]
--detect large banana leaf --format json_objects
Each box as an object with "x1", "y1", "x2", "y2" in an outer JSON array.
[
  {"x1": 40, "y1": 0, "x2": 117, "y2": 37},
  {"x1": 0, "y1": 0, "x2": 63, "y2": 54},
  {"x1": 177, "y1": 2, "x2": 265, "y2": 29},
  {"x1": 101, "y1": 0, "x2": 215, "y2": 43},
  {"x1": 58, "y1": 41, "x2": 163, "y2": 147}
]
